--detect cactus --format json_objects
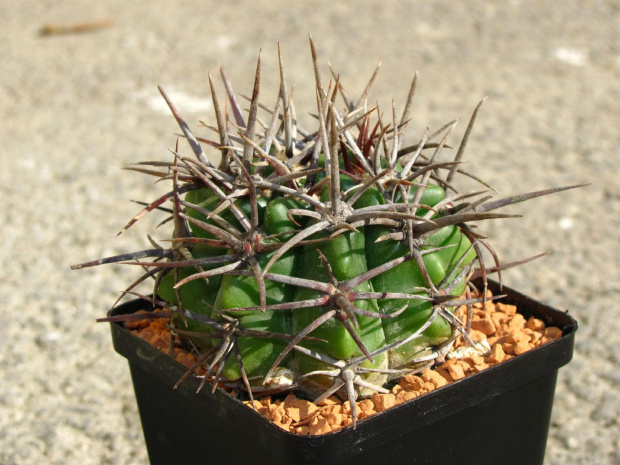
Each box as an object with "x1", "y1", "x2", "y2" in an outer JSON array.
[{"x1": 73, "y1": 38, "x2": 582, "y2": 428}]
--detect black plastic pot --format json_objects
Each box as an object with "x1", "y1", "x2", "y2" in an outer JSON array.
[{"x1": 109, "y1": 280, "x2": 577, "y2": 465}]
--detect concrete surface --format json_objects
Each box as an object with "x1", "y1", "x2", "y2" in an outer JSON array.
[{"x1": 1, "y1": 1, "x2": 618, "y2": 463}]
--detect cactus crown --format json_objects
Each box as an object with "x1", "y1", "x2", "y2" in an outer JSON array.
[{"x1": 73, "y1": 38, "x2": 582, "y2": 428}]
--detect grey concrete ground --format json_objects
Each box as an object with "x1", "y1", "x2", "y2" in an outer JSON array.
[{"x1": 1, "y1": 1, "x2": 618, "y2": 463}]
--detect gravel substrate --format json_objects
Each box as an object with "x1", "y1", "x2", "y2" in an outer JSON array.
[
  {"x1": 2, "y1": 1, "x2": 619, "y2": 464},
  {"x1": 127, "y1": 290, "x2": 565, "y2": 435}
]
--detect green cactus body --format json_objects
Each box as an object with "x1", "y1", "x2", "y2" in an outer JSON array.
[{"x1": 156, "y1": 172, "x2": 476, "y2": 391}]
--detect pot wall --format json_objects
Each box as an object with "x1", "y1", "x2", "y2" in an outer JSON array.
[{"x1": 109, "y1": 280, "x2": 577, "y2": 465}]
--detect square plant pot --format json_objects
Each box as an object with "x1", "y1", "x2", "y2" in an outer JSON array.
[{"x1": 108, "y1": 280, "x2": 577, "y2": 465}]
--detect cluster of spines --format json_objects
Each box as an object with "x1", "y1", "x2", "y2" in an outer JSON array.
[{"x1": 73, "y1": 36, "x2": 582, "y2": 428}]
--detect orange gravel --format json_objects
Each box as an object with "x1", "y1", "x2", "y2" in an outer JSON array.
[{"x1": 125, "y1": 290, "x2": 563, "y2": 435}]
